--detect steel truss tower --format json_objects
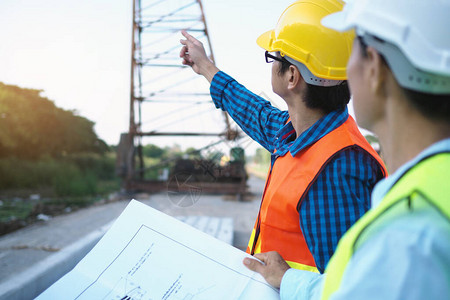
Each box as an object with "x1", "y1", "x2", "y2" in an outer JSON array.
[{"x1": 118, "y1": 0, "x2": 247, "y2": 195}]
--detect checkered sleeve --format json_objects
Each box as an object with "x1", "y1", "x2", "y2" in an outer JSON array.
[
  {"x1": 210, "y1": 71, "x2": 289, "y2": 152},
  {"x1": 299, "y1": 146, "x2": 385, "y2": 273}
]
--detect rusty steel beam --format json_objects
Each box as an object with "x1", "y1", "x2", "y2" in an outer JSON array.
[{"x1": 124, "y1": 0, "x2": 246, "y2": 194}]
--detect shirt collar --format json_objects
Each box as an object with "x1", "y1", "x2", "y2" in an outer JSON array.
[
  {"x1": 274, "y1": 107, "x2": 349, "y2": 157},
  {"x1": 371, "y1": 138, "x2": 450, "y2": 208}
]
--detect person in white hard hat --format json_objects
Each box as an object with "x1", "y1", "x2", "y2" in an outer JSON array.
[
  {"x1": 180, "y1": 0, "x2": 387, "y2": 276},
  {"x1": 243, "y1": 0, "x2": 450, "y2": 299}
]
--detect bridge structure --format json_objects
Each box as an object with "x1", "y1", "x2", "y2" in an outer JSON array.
[{"x1": 117, "y1": 0, "x2": 251, "y2": 197}]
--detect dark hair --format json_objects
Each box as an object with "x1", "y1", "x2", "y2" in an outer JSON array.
[
  {"x1": 278, "y1": 56, "x2": 351, "y2": 114},
  {"x1": 277, "y1": 56, "x2": 292, "y2": 76},
  {"x1": 304, "y1": 82, "x2": 350, "y2": 114},
  {"x1": 403, "y1": 89, "x2": 450, "y2": 122},
  {"x1": 357, "y1": 36, "x2": 450, "y2": 122}
]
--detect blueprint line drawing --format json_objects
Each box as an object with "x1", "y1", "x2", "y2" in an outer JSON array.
[
  {"x1": 76, "y1": 224, "x2": 274, "y2": 299},
  {"x1": 37, "y1": 200, "x2": 280, "y2": 300}
]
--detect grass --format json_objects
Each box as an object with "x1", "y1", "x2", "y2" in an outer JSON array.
[
  {"x1": 0, "y1": 200, "x2": 34, "y2": 223},
  {"x1": 0, "y1": 153, "x2": 121, "y2": 235},
  {"x1": 0, "y1": 178, "x2": 120, "y2": 235}
]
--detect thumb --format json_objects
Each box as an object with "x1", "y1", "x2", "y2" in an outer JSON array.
[{"x1": 243, "y1": 257, "x2": 265, "y2": 273}]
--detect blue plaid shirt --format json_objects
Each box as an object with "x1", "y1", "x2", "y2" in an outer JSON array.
[{"x1": 211, "y1": 71, "x2": 385, "y2": 273}]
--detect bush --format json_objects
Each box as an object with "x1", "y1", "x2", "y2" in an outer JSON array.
[
  {"x1": 0, "y1": 157, "x2": 59, "y2": 189},
  {"x1": 52, "y1": 166, "x2": 97, "y2": 197},
  {"x1": 0, "y1": 152, "x2": 118, "y2": 196},
  {"x1": 63, "y1": 153, "x2": 117, "y2": 180}
]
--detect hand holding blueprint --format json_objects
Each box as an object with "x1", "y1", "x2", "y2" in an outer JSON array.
[{"x1": 37, "y1": 200, "x2": 279, "y2": 300}]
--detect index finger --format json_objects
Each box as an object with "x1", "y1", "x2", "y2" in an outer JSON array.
[
  {"x1": 253, "y1": 253, "x2": 268, "y2": 264},
  {"x1": 181, "y1": 30, "x2": 196, "y2": 42}
]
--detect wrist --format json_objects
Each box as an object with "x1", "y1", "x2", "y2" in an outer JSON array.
[{"x1": 200, "y1": 61, "x2": 219, "y2": 83}]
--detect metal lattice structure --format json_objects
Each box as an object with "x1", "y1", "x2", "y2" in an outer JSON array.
[{"x1": 118, "y1": 0, "x2": 248, "y2": 195}]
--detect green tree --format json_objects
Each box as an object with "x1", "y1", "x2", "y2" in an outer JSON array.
[
  {"x1": 0, "y1": 82, "x2": 107, "y2": 159},
  {"x1": 142, "y1": 144, "x2": 165, "y2": 158},
  {"x1": 253, "y1": 148, "x2": 271, "y2": 165}
]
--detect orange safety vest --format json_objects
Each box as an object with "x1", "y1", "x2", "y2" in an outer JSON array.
[{"x1": 246, "y1": 115, "x2": 387, "y2": 272}]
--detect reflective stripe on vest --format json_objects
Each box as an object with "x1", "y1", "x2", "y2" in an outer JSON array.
[
  {"x1": 321, "y1": 152, "x2": 450, "y2": 300},
  {"x1": 246, "y1": 115, "x2": 387, "y2": 273}
]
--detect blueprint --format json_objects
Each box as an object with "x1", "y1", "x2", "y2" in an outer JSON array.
[{"x1": 37, "y1": 200, "x2": 279, "y2": 300}]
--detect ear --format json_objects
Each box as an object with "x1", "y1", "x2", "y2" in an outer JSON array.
[
  {"x1": 366, "y1": 46, "x2": 388, "y2": 97},
  {"x1": 287, "y1": 65, "x2": 304, "y2": 90}
]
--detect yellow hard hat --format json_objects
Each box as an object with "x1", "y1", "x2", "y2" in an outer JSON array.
[{"x1": 257, "y1": 0, "x2": 355, "y2": 80}]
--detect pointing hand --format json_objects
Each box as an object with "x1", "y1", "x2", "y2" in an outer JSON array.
[{"x1": 180, "y1": 30, "x2": 219, "y2": 82}]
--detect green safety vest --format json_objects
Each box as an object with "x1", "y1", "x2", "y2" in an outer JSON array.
[{"x1": 321, "y1": 152, "x2": 450, "y2": 300}]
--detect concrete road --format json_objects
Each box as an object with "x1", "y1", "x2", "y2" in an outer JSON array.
[{"x1": 0, "y1": 176, "x2": 264, "y2": 299}]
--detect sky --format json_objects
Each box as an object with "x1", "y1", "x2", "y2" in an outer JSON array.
[{"x1": 0, "y1": 0, "x2": 360, "y2": 154}]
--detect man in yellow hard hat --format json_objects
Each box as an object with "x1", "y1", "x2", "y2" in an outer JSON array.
[
  {"x1": 180, "y1": 0, "x2": 386, "y2": 274},
  {"x1": 243, "y1": 0, "x2": 450, "y2": 299}
]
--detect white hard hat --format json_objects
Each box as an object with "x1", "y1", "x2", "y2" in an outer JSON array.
[{"x1": 321, "y1": 0, "x2": 450, "y2": 94}]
